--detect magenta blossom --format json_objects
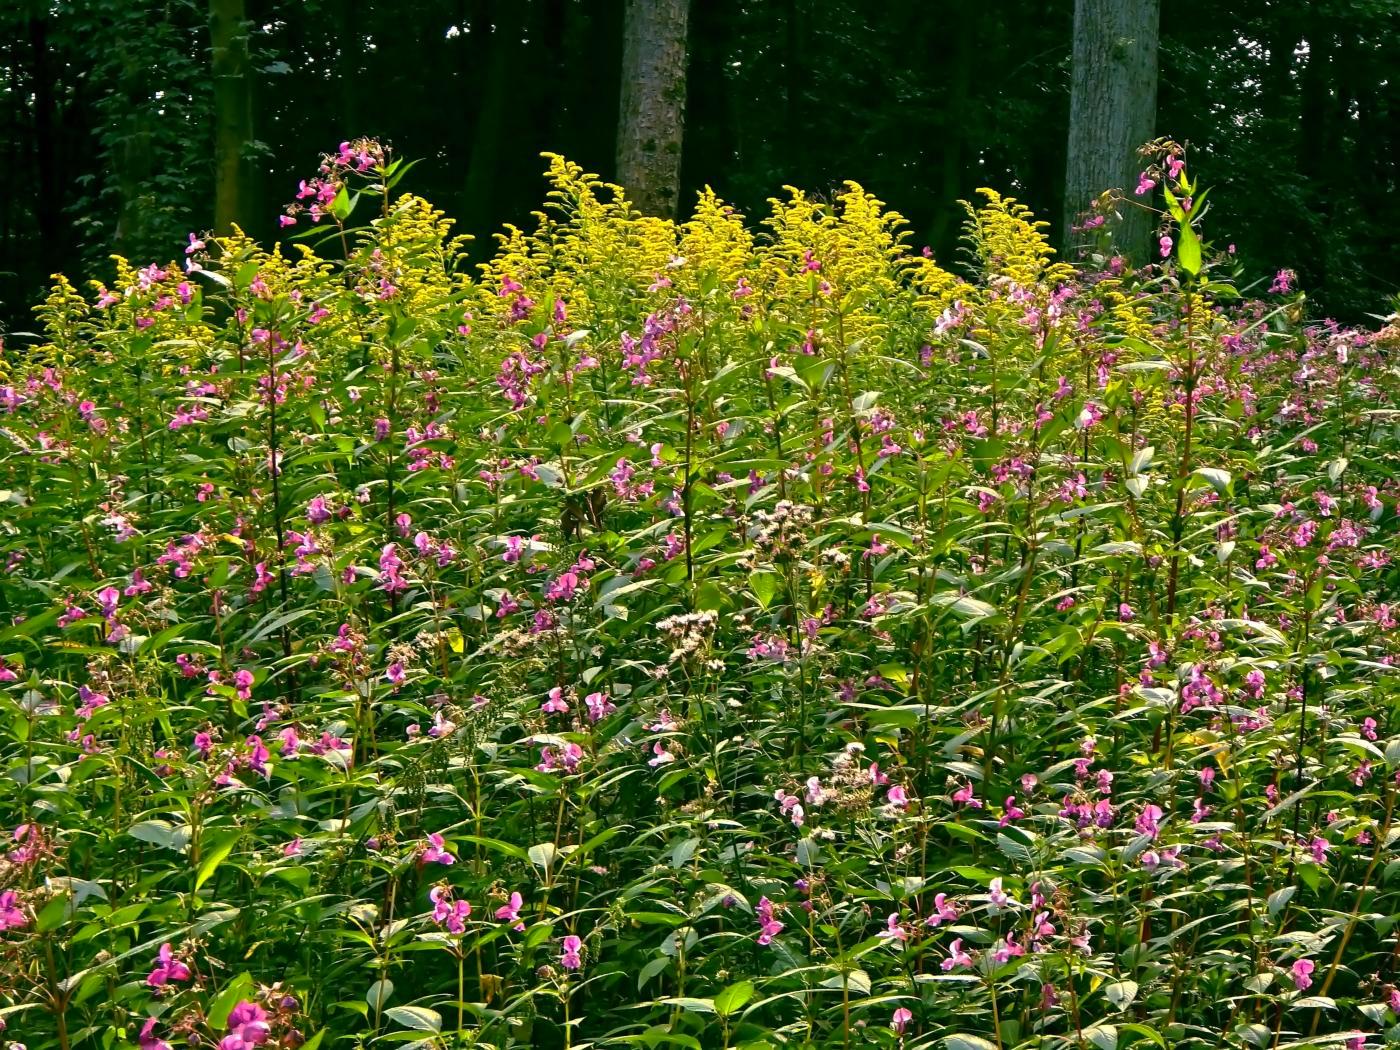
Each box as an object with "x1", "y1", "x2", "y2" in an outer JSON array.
[
  {"x1": 139, "y1": 1018, "x2": 174, "y2": 1050},
  {"x1": 495, "y1": 890, "x2": 525, "y2": 930},
  {"x1": 1291, "y1": 958, "x2": 1315, "y2": 991},
  {"x1": 419, "y1": 832, "x2": 455, "y2": 866},
  {"x1": 560, "y1": 934, "x2": 583, "y2": 970},
  {"x1": 756, "y1": 896, "x2": 784, "y2": 946},
  {"x1": 146, "y1": 942, "x2": 192, "y2": 987},
  {"x1": 429, "y1": 886, "x2": 472, "y2": 934},
  {"x1": 220, "y1": 1000, "x2": 270, "y2": 1050},
  {"x1": 941, "y1": 938, "x2": 974, "y2": 971},
  {"x1": 0, "y1": 890, "x2": 26, "y2": 930}
]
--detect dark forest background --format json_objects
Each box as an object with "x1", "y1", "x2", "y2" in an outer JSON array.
[{"x1": 2, "y1": 0, "x2": 1397, "y2": 337}]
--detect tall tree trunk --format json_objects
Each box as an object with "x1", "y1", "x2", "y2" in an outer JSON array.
[
  {"x1": 338, "y1": 0, "x2": 360, "y2": 137},
  {"x1": 462, "y1": 1, "x2": 520, "y2": 243},
  {"x1": 27, "y1": 9, "x2": 61, "y2": 282},
  {"x1": 115, "y1": 31, "x2": 156, "y2": 258},
  {"x1": 1297, "y1": 25, "x2": 1334, "y2": 293},
  {"x1": 211, "y1": 0, "x2": 254, "y2": 234},
  {"x1": 616, "y1": 0, "x2": 690, "y2": 217},
  {"x1": 1062, "y1": 0, "x2": 1160, "y2": 263},
  {"x1": 927, "y1": 3, "x2": 971, "y2": 260}
]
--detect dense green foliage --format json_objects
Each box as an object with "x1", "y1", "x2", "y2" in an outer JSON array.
[
  {"x1": 3, "y1": 143, "x2": 1400, "y2": 1049},
  {"x1": 1, "y1": 0, "x2": 1398, "y2": 333}
]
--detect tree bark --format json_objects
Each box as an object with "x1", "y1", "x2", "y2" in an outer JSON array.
[
  {"x1": 616, "y1": 0, "x2": 690, "y2": 217},
  {"x1": 27, "y1": 10, "x2": 62, "y2": 281},
  {"x1": 211, "y1": 0, "x2": 254, "y2": 234},
  {"x1": 462, "y1": 1, "x2": 520, "y2": 241},
  {"x1": 1062, "y1": 0, "x2": 1160, "y2": 263}
]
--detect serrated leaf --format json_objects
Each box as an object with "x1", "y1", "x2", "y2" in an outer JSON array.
[
  {"x1": 1193, "y1": 466, "x2": 1232, "y2": 493},
  {"x1": 1104, "y1": 980, "x2": 1138, "y2": 1010},
  {"x1": 945, "y1": 1036, "x2": 998, "y2": 1050},
  {"x1": 714, "y1": 980, "x2": 754, "y2": 1017},
  {"x1": 384, "y1": 1006, "x2": 442, "y2": 1031},
  {"x1": 366, "y1": 979, "x2": 394, "y2": 1011},
  {"x1": 208, "y1": 973, "x2": 254, "y2": 1030},
  {"x1": 1178, "y1": 222, "x2": 1202, "y2": 276},
  {"x1": 1129, "y1": 446, "x2": 1154, "y2": 474},
  {"x1": 194, "y1": 831, "x2": 239, "y2": 892},
  {"x1": 528, "y1": 842, "x2": 559, "y2": 870}
]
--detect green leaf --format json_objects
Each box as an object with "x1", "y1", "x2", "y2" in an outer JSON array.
[
  {"x1": 36, "y1": 892, "x2": 72, "y2": 932},
  {"x1": 328, "y1": 186, "x2": 356, "y2": 223},
  {"x1": 1178, "y1": 221, "x2": 1202, "y2": 276},
  {"x1": 750, "y1": 571, "x2": 780, "y2": 611},
  {"x1": 1193, "y1": 466, "x2": 1232, "y2": 494},
  {"x1": 528, "y1": 842, "x2": 559, "y2": 870},
  {"x1": 713, "y1": 980, "x2": 754, "y2": 1017},
  {"x1": 384, "y1": 1006, "x2": 442, "y2": 1032},
  {"x1": 658, "y1": 997, "x2": 715, "y2": 1015},
  {"x1": 366, "y1": 979, "x2": 394, "y2": 1011},
  {"x1": 945, "y1": 1036, "x2": 999, "y2": 1050},
  {"x1": 1104, "y1": 980, "x2": 1138, "y2": 1010},
  {"x1": 208, "y1": 973, "x2": 255, "y2": 1030},
  {"x1": 194, "y1": 831, "x2": 239, "y2": 892},
  {"x1": 1117, "y1": 1023, "x2": 1166, "y2": 1048},
  {"x1": 454, "y1": 834, "x2": 529, "y2": 861},
  {"x1": 928, "y1": 591, "x2": 997, "y2": 622}
]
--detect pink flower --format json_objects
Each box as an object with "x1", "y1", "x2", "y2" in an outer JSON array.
[
  {"x1": 1291, "y1": 958, "x2": 1315, "y2": 991},
  {"x1": 988, "y1": 877, "x2": 1014, "y2": 909},
  {"x1": 941, "y1": 938, "x2": 973, "y2": 971},
  {"x1": 560, "y1": 934, "x2": 583, "y2": 970},
  {"x1": 140, "y1": 1018, "x2": 174, "y2": 1050},
  {"x1": 1136, "y1": 804, "x2": 1164, "y2": 840},
  {"x1": 925, "y1": 892, "x2": 959, "y2": 927},
  {"x1": 429, "y1": 886, "x2": 472, "y2": 934},
  {"x1": 8, "y1": 824, "x2": 40, "y2": 865},
  {"x1": 992, "y1": 931, "x2": 1026, "y2": 963},
  {"x1": 878, "y1": 912, "x2": 908, "y2": 942},
  {"x1": 1309, "y1": 836, "x2": 1330, "y2": 865},
  {"x1": 999, "y1": 795, "x2": 1026, "y2": 826},
  {"x1": 1159, "y1": 235, "x2": 1173, "y2": 258},
  {"x1": 951, "y1": 780, "x2": 982, "y2": 808},
  {"x1": 584, "y1": 691, "x2": 616, "y2": 722},
  {"x1": 146, "y1": 942, "x2": 192, "y2": 987},
  {"x1": 232, "y1": 669, "x2": 255, "y2": 701},
  {"x1": 0, "y1": 890, "x2": 27, "y2": 930},
  {"x1": 221, "y1": 999, "x2": 270, "y2": 1050},
  {"x1": 891, "y1": 1006, "x2": 913, "y2": 1035},
  {"x1": 535, "y1": 741, "x2": 584, "y2": 774},
  {"x1": 495, "y1": 891, "x2": 525, "y2": 930},
  {"x1": 1135, "y1": 173, "x2": 1156, "y2": 196},
  {"x1": 756, "y1": 896, "x2": 784, "y2": 946},
  {"x1": 420, "y1": 832, "x2": 455, "y2": 866}
]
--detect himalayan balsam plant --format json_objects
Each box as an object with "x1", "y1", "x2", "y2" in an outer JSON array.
[{"x1": 1, "y1": 138, "x2": 1400, "y2": 1050}]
